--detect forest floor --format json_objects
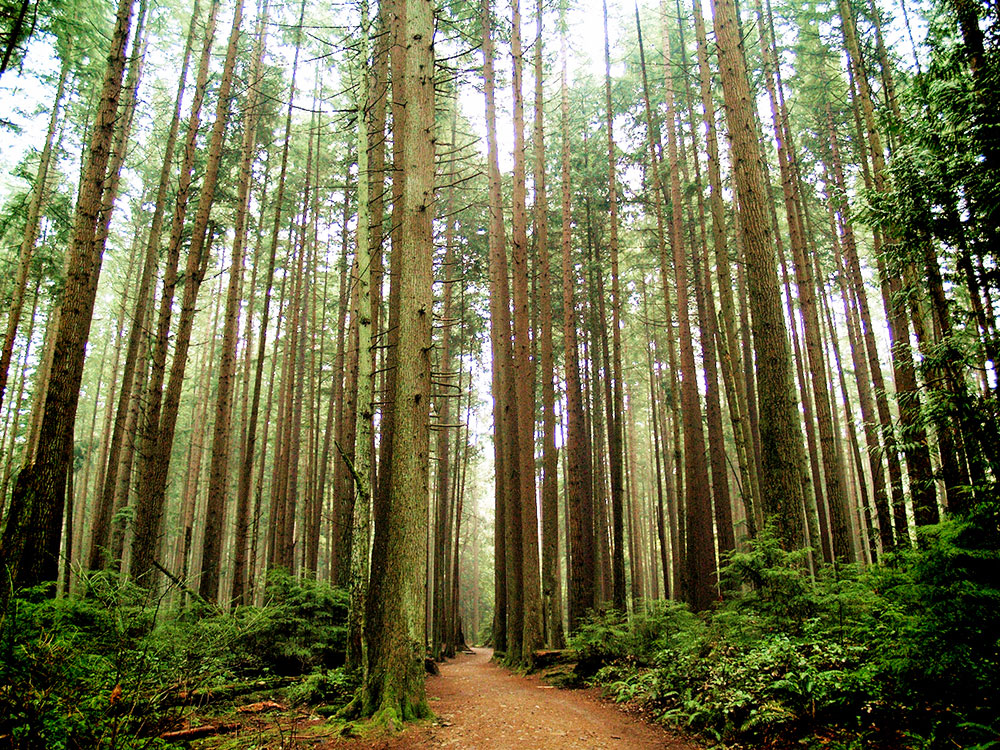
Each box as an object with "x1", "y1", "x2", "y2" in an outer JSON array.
[
  {"x1": 185, "y1": 647, "x2": 701, "y2": 749},
  {"x1": 320, "y1": 647, "x2": 698, "y2": 750}
]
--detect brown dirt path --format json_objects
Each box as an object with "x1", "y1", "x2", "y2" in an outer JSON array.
[{"x1": 327, "y1": 647, "x2": 698, "y2": 750}]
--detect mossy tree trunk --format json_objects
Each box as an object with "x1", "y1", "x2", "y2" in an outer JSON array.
[
  {"x1": 711, "y1": 0, "x2": 807, "y2": 549},
  {"x1": 363, "y1": 0, "x2": 434, "y2": 723}
]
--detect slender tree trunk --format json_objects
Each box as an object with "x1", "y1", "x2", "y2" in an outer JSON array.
[
  {"x1": 559, "y1": 6, "x2": 594, "y2": 632},
  {"x1": 176, "y1": 270, "x2": 224, "y2": 601},
  {"x1": 128, "y1": 0, "x2": 221, "y2": 584},
  {"x1": 347, "y1": 0, "x2": 375, "y2": 670},
  {"x1": 0, "y1": 0, "x2": 30, "y2": 77},
  {"x1": 481, "y1": 0, "x2": 518, "y2": 655},
  {"x1": 144, "y1": 0, "x2": 244, "y2": 596},
  {"x1": 0, "y1": 50, "x2": 70, "y2": 416},
  {"x1": 585, "y1": 225, "x2": 612, "y2": 605},
  {"x1": 658, "y1": 1, "x2": 714, "y2": 610},
  {"x1": 79, "y1": 223, "x2": 142, "y2": 574},
  {"x1": 776, "y1": 226, "x2": 824, "y2": 560},
  {"x1": 232, "y1": 0, "x2": 306, "y2": 601},
  {"x1": 634, "y1": 9, "x2": 683, "y2": 590},
  {"x1": 327, "y1": 196, "x2": 352, "y2": 578},
  {"x1": 839, "y1": 0, "x2": 934, "y2": 545},
  {"x1": 533, "y1": 0, "x2": 563, "y2": 649},
  {"x1": 601, "y1": 0, "x2": 627, "y2": 613},
  {"x1": 336, "y1": 171, "x2": 362, "y2": 585},
  {"x1": 204, "y1": 0, "x2": 268, "y2": 604},
  {"x1": 824, "y1": 107, "x2": 895, "y2": 552},
  {"x1": 432, "y1": 110, "x2": 458, "y2": 658},
  {"x1": 757, "y1": 0, "x2": 852, "y2": 560},
  {"x1": 509, "y1": 0, "x2": 542, "y2": 663},
  {"x1": 0, "y1": 280, "x2": 40, "y2": 515},
  {"x1": 674, "y1": 9, "x2": 735, "y2": 556},
  {"x1": 641, "y1": 276, "x2": 671, "y2": 596}
]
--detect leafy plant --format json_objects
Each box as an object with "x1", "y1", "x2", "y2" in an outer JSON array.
[
  {"x1": 576, "y1": 516, "x2": 1000, "y2": 749},
  {"x1": 0, "y1": 571, "x2": 353, "y2": 748},
  {"x1": 284, "y1": 667, "x2": 356, "y2": 707}
]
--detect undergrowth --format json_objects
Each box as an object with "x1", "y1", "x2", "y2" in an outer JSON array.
[
  {"x1": 0, "y1": 569, "x2": 352, "y2": 749},
  {"x1": 571, "y1": 511, "x2": 1000, "y2": 749}
]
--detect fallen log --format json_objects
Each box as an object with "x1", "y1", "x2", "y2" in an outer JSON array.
[
  {"x1": 162, "y1": 676, "x2": 296, "y2": 708},
  {"x1": 533, "y1": 649, "x2": 574, "y2": 668},
  {"x1": 159, "y1": 722, "x2": 239, "y2": 741},
  {"x1": 237, "y1": 700, "x2": 285, "y2": 714}
]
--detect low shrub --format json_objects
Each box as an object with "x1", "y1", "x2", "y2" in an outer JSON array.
[
  {"x1": 576, "y1": 518, "x2": 1000, "y2": 749},
  {"x1": 0, "y1": 578, "x2": 182, "y2": 749},
  {"x1": 0, "y1": 570, "x2": 352, "y2": 748},
  {"x1": 284, "y1": 667, "x2": 356, "y2": 707}
]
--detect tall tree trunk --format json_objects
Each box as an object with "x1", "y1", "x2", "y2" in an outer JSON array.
[
  {"x1": 560, "y1": 3, "x2": 594, "y2": 631},
  {"x1": 659, "y1": 1, "x2": 714, "y2": 610},
  {"x1": 78, "y1": 222, "x2": 142, "y2": 575},
  {"x1": 634, "y1": 8, "x2": 683, "y2": 593},
  {"x1": 838, "y1": 0, "x2": 934, "y2": 545},
  {"x1": 776, "y1": 226, "x2": 824, "y2": 560},
  {"x1": 710, "y1": 0, "x2": 807, "y2": 548},
  {"x1": 509, "y1": 0, "x2": 542, "y2": 664},
  {"x1": 140, "y1": 0, "x2": 244, "y2": 596},
  {"x1": 690, "y1": 5, "x2": 761, "y2": 526},
  {"x1": 176, "y1": 268, "x2": 224, "y2": 601},
  {"x1": 336, "y1": 175, "x2": 362, "y2": 585},
  {"x1": 363, "y1": 0, "x2": 435, "y2": 720},
  {"x1": 432, "y1": 108, "x2": 458, "y2": 659},
  {"x1": 757, "y1": 0, "x2": 852, "y2": 561},
  {"x1": 674, "y1": 6, "x2": 735, "y2": 556},
  {"x1": 129, "y1": 0, "x2": 221, "y2": 584},
  {"x1": 232, "y1": 0, "x2": 306, "y2": 602},
  {"x1": 322, "y1": 211, "x2": 351, "y2": 577},
  {"x1": 347, "y1": 0, "x2": 375, "y2": 670},
  {"x1": 533, "y1": 0, "x2": 563, "y2": 648},
  {"x1": 585, "y1": 224, "x2": 612, "y2": 604},
  {"x1": 824, "y1": 106, "x2": 894, "y2": 552},
  {"x1": 0, "y1": 0, "x2": 135, "y2": 595},
  {"x1": 0, "y1": 280, "x2": 40, "y2": 516},
  {"x1": 601, "y1": 0, "x2": 627, "y2": 613},
  {"x1": 481, "y1": 0, "x2": 519, "y2": 656},
  {"x1": 204, "y1": 0, "x2": 268, "y2": 604},
  {"x1": 641, "y1": 276, "x2": 672, "y2": 596}
]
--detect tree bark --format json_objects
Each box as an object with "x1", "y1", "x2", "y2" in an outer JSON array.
[
  {"x1": 204, "y1": 0, "x2": 268, "y2": 604},
  {"x1": 756, "y1": 0, "x2": 853, "y2": 561},
  {"x1": 710, "y1": 0, "x2": 807, "y2": 548},
  {"x1": 0, "y1": 0, "x2": 135, "y2": 595},
  {"x1": 143, "y1": 0, "x2": 243, "y2": 598},
  {"x1": 601, "y1": 0, "x2": 627, "y2": 613},
  {"x1": 129, "y1": 0, "x2": 221, "y2": 584},
  {"x1": 347, "y1": 0, "x2": 375, "y2": 670},
  {"x1": 363, "y1": 0, "x2": 435, "y2": 720},
  {"x1": 510, "y1": 0, "x2": 542, "y2": 664},
  {"x1": 658, "y1": 1, "x2": 714, "y2": 610},
  {"x1": 533, "y1": 0, "x2": 563, "y2": 648},
  {"x1": 559, "y1": 7, "x2": 594, "y2": 631}
]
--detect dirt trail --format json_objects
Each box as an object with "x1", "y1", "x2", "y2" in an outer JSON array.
[{"x1": 330, "y1": 647, "x2": 697, "y2": 750}]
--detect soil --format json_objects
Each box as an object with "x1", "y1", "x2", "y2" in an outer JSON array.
[{"x1": 322, "y1": 647, "x2": 700, "y2": 750}]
